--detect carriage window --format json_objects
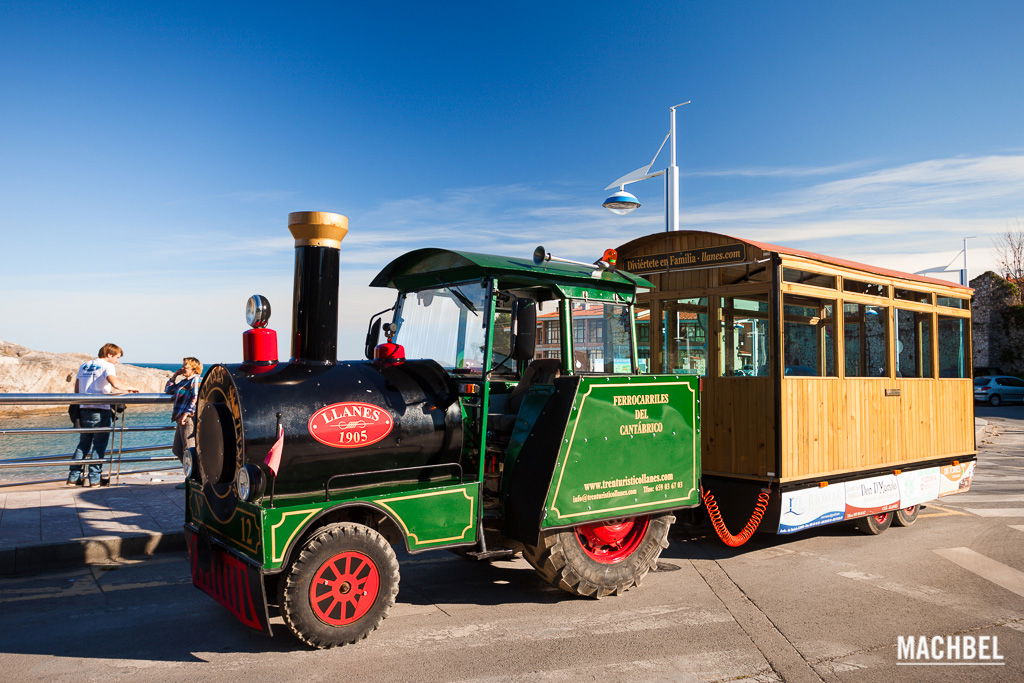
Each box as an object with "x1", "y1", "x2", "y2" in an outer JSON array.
[
  {"x1": 895, "y1": 288, "x2": 931, "y2": 304},
  {"x1": 783, "y1": 295, "x2": 836, "y2": 376},
  {"x1": 844, "y1": 279, "x2": 890, "y2": 298},
  {"x1": 937, "y1": 296, "x2": 966, "y2": 309},
  {"x1": 938, "y1": 315, "x2": 968, "y2": 378},
  {"x1": 783, "y1": 268, "x2": 836, "y2": 289},
  {"x1": 569, "y1": 301, "x2": 632, "y2": 373},
  {"x1": 896, "y1": 309, "x2": 933, "y2": 378},
  {"x1": 534, "y1": 300, "x2": 562, "y2": 362},
  {"x1": 720, "y1": 296, "x2": 770, "y2": 376},
  {"x1": 844, "y1": 303, "x2": 888, "y2": 377},
  {"x1": 663, "y1": 298, "x2": 709, "y2": 375},
  {"x1": 636, "y1": 306, "x2": 651, "y2": 373}
]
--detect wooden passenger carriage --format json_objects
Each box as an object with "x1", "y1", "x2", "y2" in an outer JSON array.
[{"x1": 616, "y1": 230, "x2": 976, "y2": 532}]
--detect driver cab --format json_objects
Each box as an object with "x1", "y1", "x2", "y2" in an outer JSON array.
[{"x1": 367, "y1": 247, "x2": 652, "y2": 506}]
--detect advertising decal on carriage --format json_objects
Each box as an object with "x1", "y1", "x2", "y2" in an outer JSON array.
[
  {"x1": 895, "y1": 468, "x2": 942, "y2": 508},
  {"x1": 844, "y1": 475, "x2": 900, "y2": 520},
  {"x1": 939, "y1": 461, "x2": 976, "y2": 496},
  {"x1": 778, "y1": 485, "x2": 845, "y2": 534}
]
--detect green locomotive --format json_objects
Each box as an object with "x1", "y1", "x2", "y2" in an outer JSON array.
[{"x1": 185, "y1": 211, "x2": 701, "y2": 647}]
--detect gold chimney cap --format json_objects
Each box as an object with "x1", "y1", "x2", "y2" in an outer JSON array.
[{"x1": 287, "y1": 211, "x2": 349, "y2": 249}]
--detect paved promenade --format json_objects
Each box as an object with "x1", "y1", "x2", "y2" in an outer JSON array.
[{"x1": 0, "y1": 477, "x2": 185, "y2": 574}]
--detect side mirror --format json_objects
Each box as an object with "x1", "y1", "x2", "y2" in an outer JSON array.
[
  {"x1": 364, "y1": 318, "x2": 382, "y2": 360},
  {"x1": 512, "y1": 298, "x2": 537, "y2": 361}
]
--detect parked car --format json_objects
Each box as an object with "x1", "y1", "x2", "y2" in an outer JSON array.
[{"x1": 974, "y1": 375, "x2": 1024, "y2": 406}]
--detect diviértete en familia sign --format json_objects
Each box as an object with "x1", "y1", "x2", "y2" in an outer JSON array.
[{"x1": 621, "y1": 244, "x2": 747, "y2": 273}]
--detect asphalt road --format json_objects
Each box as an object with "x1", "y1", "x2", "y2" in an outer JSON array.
[{"x1": 1, "y1": 413, "x2": 1021, "y2": 682}]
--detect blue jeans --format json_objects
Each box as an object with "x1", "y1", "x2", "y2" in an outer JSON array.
[{"x1": 68, "y1": 409, "x2": 112, "y2": 484}]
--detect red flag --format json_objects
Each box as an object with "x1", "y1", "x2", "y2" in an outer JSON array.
[{"x1": 264, "y1": 424, "x2": 284, "y2": 476}]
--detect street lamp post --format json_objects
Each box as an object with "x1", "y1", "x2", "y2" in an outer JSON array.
[
  {"x1": 602, "y1": 101, "x2": 690, "y2": 232},
  {"x1": 915, "y1": 236, "x2": 976, "y2": 286}
]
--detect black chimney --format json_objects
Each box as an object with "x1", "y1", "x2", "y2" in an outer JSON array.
[{"x1": 287, "y1": 211, "x2": 349, "y2": 363}]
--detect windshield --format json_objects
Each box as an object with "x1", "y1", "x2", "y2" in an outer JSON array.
[{"x1": 393, "y1": 281, "x2": 489, "y2": 374}]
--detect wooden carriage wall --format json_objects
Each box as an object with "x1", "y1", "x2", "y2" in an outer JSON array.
[{"x1": 616, "y1": 231, "x2": 975, "y2": 485}]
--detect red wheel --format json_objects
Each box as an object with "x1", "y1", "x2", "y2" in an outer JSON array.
[
  {"x1": 574, "y1": 517, "x2": 651, "y2": 564},
  {"x1": 524, "y1": 513, "x2": 674, "y2": 598},
  {"x1": 894, "y1": 505, "x2": 919, "y2": 527},
  {"x1": 280, "y1": 523, "x2": 398, "y2": 648},
  {"x1": 853, "y1": 510, "x2": 893, "y2": 535},
  {"x1": 309, "y1": 551, "x2": 381, "y2": 626}
]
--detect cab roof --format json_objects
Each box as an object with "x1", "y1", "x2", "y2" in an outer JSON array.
[{"x1": 370, "y1": 248, "x2": 653, "y2": 295}]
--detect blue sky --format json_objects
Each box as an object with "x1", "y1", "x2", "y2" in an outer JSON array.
[{"x1": 2, "y1": 1, "x2": 1022, "y2": 363}]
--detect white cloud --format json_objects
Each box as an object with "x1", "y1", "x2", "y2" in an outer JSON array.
[{"x1": 686, "y1": 160, "x2": 872, "y2": 178}]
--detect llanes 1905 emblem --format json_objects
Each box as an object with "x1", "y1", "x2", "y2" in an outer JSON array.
[{"x1": 308, "y1": 402, "x2": 394, "y2": 449}]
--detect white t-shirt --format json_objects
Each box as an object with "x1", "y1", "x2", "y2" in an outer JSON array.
[{"x1": 77, "y1": 358, "x2": 117, "y2": 409}]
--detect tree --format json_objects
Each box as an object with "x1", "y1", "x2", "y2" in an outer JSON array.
[{"x1": 994, "y1": 222, "x2": 1024, "y2": 282}]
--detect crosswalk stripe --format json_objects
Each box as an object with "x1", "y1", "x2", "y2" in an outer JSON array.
[
  {"x1": 952, "y1": 495, "x2": 1024, "y2": 503},
  {"x1": 962, "y1": 508, "x2": 1024, "y2": 517},
  {"x1": 934, "y1": 547, "x2": 1024, "y2": 598}
]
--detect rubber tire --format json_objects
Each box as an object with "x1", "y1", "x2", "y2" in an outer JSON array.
[
  {"x1": 853, "y1": 511, "x2": 893, "y2": 535},
  {"x1": 893, "y1": 505, "x2": 919, "y2": 527},
  {"x1": 989, "y1": 394, "x2": 1002, "y2": 407},
  {"x1": 522, "y1": 513, "x2": 674, "y2": 598},
  {"x1": 279, "y1": 522, "x2": 399, "y2": 649}
]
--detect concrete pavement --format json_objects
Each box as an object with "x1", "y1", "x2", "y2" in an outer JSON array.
[{"x1": 0, "y1": 477, "x2": 185, "y2": 575}]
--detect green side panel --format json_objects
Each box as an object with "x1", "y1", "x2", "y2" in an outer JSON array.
[
  {"x1": 185, "y1": 481, "x2": 263, "y2": 561},
  {"x1": 542, "y1": 375, "x2": 701, "y2": 527},
  {"x1": 261, "y1": 481, "x2": 480, "y2": 569}
]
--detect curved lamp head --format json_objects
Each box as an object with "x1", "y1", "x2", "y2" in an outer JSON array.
[{"x1": 602, "y1": 189, "x2": 641, "y2": 216}]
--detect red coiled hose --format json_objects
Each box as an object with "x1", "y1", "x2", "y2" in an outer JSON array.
[{"x1": 701, "y1": 486, "x2": 771, "y2": 547}]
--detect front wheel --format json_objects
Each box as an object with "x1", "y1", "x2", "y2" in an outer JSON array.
[
  {"x1": 853, "y1": 511, "x2": 893, "y2": 535},
  {"x1": 523, "y1": 513, "x2": 674, "y2": 598},
  {"x1": 279, "y1": 522, "x2": 399, "y2": 648},
  {"x1": 893, "y1": 505, "x2": 919, "y2": 527}
]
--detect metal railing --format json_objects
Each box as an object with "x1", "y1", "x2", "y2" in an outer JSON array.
[{"x1": 0, "y1": 393, "x2": 178, "y2": 487}]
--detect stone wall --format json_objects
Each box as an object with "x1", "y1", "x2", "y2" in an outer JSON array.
[{"x1": 970, "y1": 272, "x2": 1024, "y2": 376}]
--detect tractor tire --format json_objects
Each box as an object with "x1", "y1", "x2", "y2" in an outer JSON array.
[
  {"x1": 279, "y1": 522, "x2": 399, "y2": 649},
  {"x1": 893, "y1": 505, "x2": 919, "y2": 527},
  {"x1": 523, "y1": 513, "x2": 674, "y2": 598},
  {"x1": 853, "y1": 511, "x2": 893, "y2": 535}
]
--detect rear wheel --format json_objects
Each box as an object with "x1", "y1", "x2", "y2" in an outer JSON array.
[
  {"x1": 523, "y1": 513, "x2": 674, "y2": 598},
  {"x1": 280, "y1": 522, "x2": 399, "y2": 648},
  {"x1": 893, "y1": 505, "x2": 919, "y2": 527},
  {"x1": 853, "y1": 511, "x2": 893, "y2": 535},
  {"x1": 989, "y1": 394, "x2": 1003, "y2": 406}
]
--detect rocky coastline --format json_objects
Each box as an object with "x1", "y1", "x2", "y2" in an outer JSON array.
[{"x1": 0, "y1": 340, "x2": 172, "y2": 417}]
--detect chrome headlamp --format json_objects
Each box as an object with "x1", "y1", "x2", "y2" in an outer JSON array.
[{"x1": 234, "y1": 463, "x2": 264, "y2": 501}]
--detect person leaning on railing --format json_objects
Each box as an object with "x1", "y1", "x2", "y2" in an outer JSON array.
[
  {"x1": 165, "y1": 357, "x2": 202, "y2": 489},
  {"x1": 67, "y1": 343, "x2": 140, "y2": 487}
]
